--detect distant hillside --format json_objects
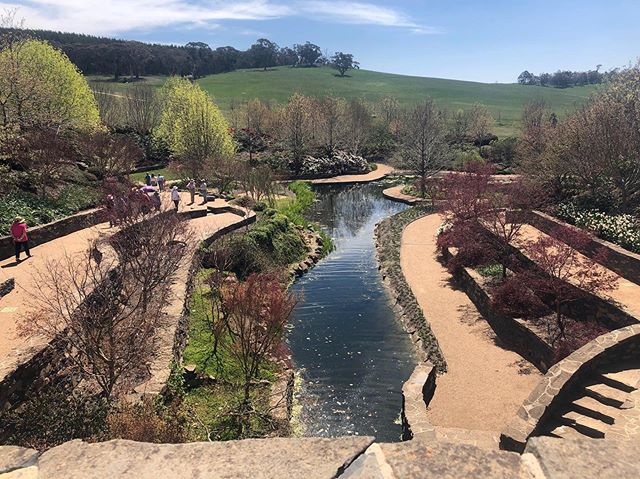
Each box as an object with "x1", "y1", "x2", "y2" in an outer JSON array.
[{"x1": 90, "y1": 67, "x2": 598, "y2": 136}]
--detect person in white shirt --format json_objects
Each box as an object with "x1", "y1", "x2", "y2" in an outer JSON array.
[{"x1": 171, "y1": 186, "x2": 180, "y2": 210}]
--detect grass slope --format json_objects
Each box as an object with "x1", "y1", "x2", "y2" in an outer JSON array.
[{"x1": 90, "y1": 67, "x2": 597, "y2": 136}]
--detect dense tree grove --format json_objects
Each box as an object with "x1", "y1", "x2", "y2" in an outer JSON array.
[
  {"x1": 518, "y1": 63, "x2": 640, "y2": 214},
  {"x1": 0, "y1": 28, "x2": 354, "y2": 79},
  {"x1": 517, "y1": 66, "x2": 616, "y2": 88}
]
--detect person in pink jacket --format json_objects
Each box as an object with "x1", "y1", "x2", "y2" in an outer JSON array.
[{"x1": 11, "y1": 217, "x2": 31, "y2": 262}]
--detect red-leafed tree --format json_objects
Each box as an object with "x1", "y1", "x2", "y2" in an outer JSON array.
[
  {"x1": 438, "y1": 161, "x2": 542, "y2": 277},
  {"x1": 221, "y1": 272, "x2": 297, "y2": 413},
  {"x1": 519, "y1": 226, "x2": 618, "y2": 340}
]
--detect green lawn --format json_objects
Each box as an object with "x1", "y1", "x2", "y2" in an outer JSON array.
[
  {"x1": 89, "y1": 67, "x2": 597, "y2": 136},
  {"x1": 129, "y1": 167, "x2": 180, "y2": 183}
]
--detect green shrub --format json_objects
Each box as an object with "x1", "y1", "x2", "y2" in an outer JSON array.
[{"x1": 0, "y1": 186, "x2": 100, "y2": 235}]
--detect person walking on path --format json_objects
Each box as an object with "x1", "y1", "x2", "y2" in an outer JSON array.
[
  {"x1": 158, "y1": 175, "x2": 165, "y2": 192},
  {"x1": 186, "y1": 179, "x2": 196, "y2": 205},
  {"x1": 152, "y1": 191, "x2": 161, "y2": 211},
  {"x1": 145, "y1": 172, "x2": 151, "y2": 186},
  {"x1": 11, "y1": 217, "x2": 31, "y2": 262},
  {"x1": 171, "y1": 186, "x2": 180, "y2": 210},
  {"x1": 200, "y1": 179, "x2": 208, "y2": 204},
  {"x1": 150, "y1": 174, "x2": 157, "y2": 187}
]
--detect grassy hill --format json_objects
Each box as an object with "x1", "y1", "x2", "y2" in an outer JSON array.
[{"x1": 90, "y1": 67, "x2": 598, "y2": 136}]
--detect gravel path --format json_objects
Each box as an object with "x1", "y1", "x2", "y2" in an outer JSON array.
[
  {"x1": 401, "y1": 213, "x2": 541, "y2": 432},
  {"x1": 310, "y1": 163, "x2": 394, "y2": 184}
]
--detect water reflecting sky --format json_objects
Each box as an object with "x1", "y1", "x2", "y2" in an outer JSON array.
[{"x1": 288, "y1": 183, "x2": 416, "y2": 442}]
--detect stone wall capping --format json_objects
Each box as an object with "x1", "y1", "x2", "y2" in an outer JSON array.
[{"x1": 3, "y1": 435, "x2": 640, "y2": 477}]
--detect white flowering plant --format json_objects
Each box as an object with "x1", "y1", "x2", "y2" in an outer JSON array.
[{"x1": 556, "y1": 203, "x2": 640, "y2": 253}]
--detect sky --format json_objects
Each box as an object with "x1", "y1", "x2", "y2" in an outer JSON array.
[{"x1": 2, "y1": 0, "x2": 639, "y2": 83}]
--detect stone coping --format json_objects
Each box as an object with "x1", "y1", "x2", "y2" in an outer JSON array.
[
  {"x1": 3, "y1": 436, "x2": 638, "y2": 478},
  {"x1": 500, "y1": 324, "x2": 640, "y2": 452}
]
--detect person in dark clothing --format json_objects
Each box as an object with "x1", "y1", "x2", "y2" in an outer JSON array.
[
  {"x1": 11, "y1": 217, "x2": 31, "y2": 262},
  {"x1": 145, "y1": 172, "x2": 151, "y2": 186}
]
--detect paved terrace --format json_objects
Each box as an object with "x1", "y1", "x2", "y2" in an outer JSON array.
[
  {"x1": 0, "y1": 193, "x2": 248, "y2": 382},
  {"x1": 309, "y1": 163, "x2": 395, "y2": 185}
]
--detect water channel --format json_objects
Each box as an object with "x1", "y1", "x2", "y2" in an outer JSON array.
[{"x1": 288, "y1": 182, "x2": 417, "y2": 442}]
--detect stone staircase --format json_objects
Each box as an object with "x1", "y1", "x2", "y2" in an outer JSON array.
[{"x1": 541, "y1": 362, "x2": 640, "y2": 441}]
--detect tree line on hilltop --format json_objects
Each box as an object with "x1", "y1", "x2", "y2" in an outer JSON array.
[
  {"x1": 517, "y1": 66, "x2": 619, "y2": 88},
  {"x1": 0, "y1": 27, "x2": 357, "y2": 80}
]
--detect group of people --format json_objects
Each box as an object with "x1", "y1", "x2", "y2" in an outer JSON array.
[{"x1": 144, "y1": 172, "x2": 210, "y2": 208}]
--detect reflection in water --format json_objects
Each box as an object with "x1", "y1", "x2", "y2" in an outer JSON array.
[{"x1": 288, "y1": 183, "x2": 416, "y2": 442}]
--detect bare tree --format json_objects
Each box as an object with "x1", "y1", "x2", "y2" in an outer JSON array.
[
  {"x1": 343, "y1": 98, "x2": 371, "y2": 155},
  {"x1": 21, "y1": 200, "x2": 191, "y2": 399},
  {"x1": 91, "y1": 83, "x2": 123, "y2": 129},
  {"x1": 316, "y1": 96, "x2": 345, "y2": 153},
  {"x1": 283, "y1": 93, "x2": 312, "y2": 172},
  {"x1": 124, "y1": 84, "x2": 160, "y2": 135},
  {"x1": 397, "y1": 98, "x2": 449, "y2": 196},
  {"x1": 221, "y1": 272, "x2": 296, "y2": 426}
]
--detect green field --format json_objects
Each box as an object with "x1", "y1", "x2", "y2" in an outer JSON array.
[{"x1": 89, "y1": 67, "x2": 598, "y2": 136}]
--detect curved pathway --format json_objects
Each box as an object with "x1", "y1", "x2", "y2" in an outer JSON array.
[
  {"x1": 310, "y1": 163, "x2": 394, "y2": 185},
  {"x1": 382, "y1": 185, "x2": 424, "y2": 205},
  {"x1": 0, "y1": 196, "x2": 250, "y2": 380},
  {"x1": 401, "y1": 213, "x2": 541, "y2": 431}
]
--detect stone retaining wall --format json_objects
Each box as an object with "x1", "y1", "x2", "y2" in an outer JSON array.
[
  {"x1": 0, "y1": 208, "x2": 103, "y2": 261},
  {"x1": 0, "y1": 212, "x2": 256, "y2": 413},
  {"x1": 443, "y1": 247, "x2": 554, "y2": 373},
  {"x1": 482, "y1": 226, "x2": 639, "y2": 330},
  {"x1": 0, "y1": 278, "x2": 14, "y2": 299},
  {"x1": 128, "y1": 212, "x2": 256, "y2": 400},
  {"x1": 500, "y1": 324, "x2": 640, "y2": 452},
  {"x1": 517, "y1": 210, "x2": 640, "y2": 284},
  {"x1": 401, "y1": 363, "x2": 436, "y2": 440}
]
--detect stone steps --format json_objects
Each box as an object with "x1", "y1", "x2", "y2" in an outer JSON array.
[
  {"x1": 559, "y1": 411, "x2": 606, "y2": 439},
  {"x1": 572, "y1": 396, "x2": 619, "y2": 425},
  {"x1": 601, "y1": 368, "x2": 640, "y2": 391},
  {"x1": 539, "y1": 363, "x2": 640, "y2": 443},
  {"x1": 584, "y1": 382, "x2": 630, "y2": 408}
]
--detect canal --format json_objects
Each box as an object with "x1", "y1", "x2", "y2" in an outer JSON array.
[{"x1": 288, "y1": 182, "x2": 417, "y2": 442}]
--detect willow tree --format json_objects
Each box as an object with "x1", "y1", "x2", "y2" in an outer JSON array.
[
  {"x1": 155, "y1": 77, "x2": 235, "y2": 180},
  {"x1": 0, "y1": 39, "x2": 100, "y2": 132}
]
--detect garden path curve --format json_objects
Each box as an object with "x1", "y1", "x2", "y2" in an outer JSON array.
[
  {"x1": 400, "y1": 213, "x2": 541, "y2": 431},
  {"x1": 310, "y1": 163, "x2": 394, "y2": 184},
  {"x1": 0, "y1": 194, "x2": 248, "y2": 378}
]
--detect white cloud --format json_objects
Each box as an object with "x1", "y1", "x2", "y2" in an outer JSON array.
[
  {"x1": 0, "y1": 0, "x2": 439, "y2": 36},
  {"x1": 1, "y1": 0, "x2": 292, "y2": 35},
  {"x1": 299, "y1": 1, "x2": 438, "y2": 33}
]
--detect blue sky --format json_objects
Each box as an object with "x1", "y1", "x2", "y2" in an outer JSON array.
[{"x1": 4, "y1": 0, "x2": 639, "y2": 82}]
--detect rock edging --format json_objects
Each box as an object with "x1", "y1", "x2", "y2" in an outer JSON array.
[{"x1": 375, "y1": 206, "x2": 446, "y2": 372}]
